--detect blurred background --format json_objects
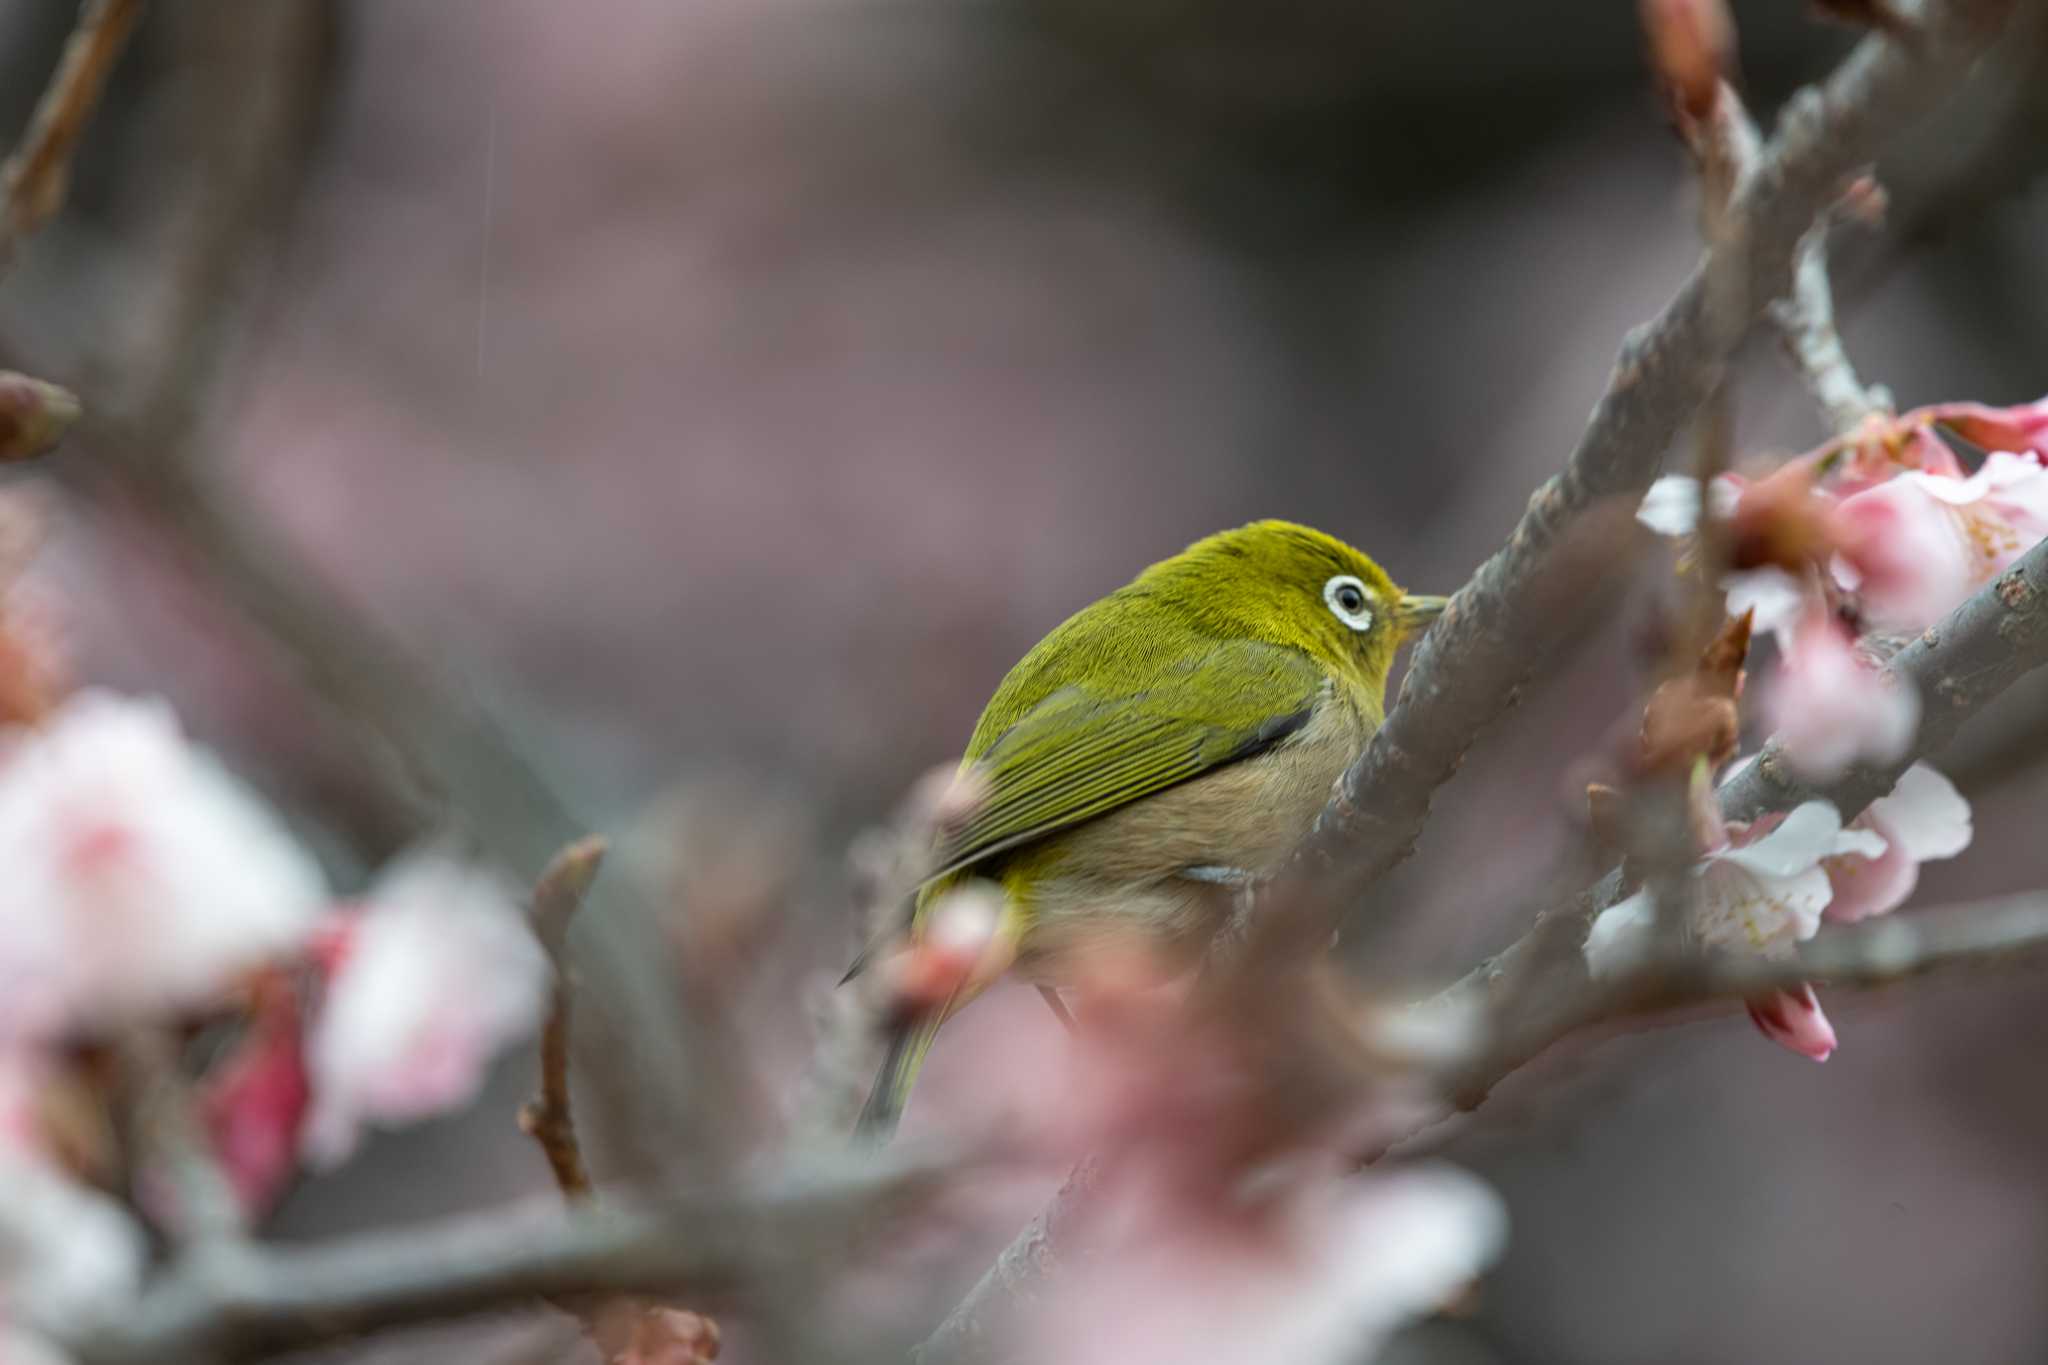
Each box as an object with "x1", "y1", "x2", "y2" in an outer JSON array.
[{"x1": 3, "y1": 0, "x2": 2048, "y2": 1360}]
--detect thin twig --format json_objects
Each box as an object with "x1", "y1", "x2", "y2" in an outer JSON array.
[
  {"x1": 790, "y1": 768, "x2": 978, "y2": 1148},
  {"x1": 1771, "y1": 223, "x2": 1892, "y2": 435},
  {"x1": 116, "y1": 1032, "x2": 246, "y2": 1249},
  {"x1": 520, "y1": 836, "x2": 608, "y2": 1201},
  {"x1": 0, "y1": 0, "x2": 146, "y2": 274}
]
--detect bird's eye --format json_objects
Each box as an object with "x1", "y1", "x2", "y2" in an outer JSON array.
[{"x1": 1323, "y1": 574, "x2": 1375, "y2": 631}]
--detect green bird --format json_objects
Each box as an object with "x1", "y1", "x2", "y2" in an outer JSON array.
[{"x1": 855, "y1": 519, "x2": 1446, "y2": 1136}]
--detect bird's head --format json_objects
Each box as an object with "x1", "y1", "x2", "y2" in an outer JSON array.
[{"x1": 1140, "y1": 519, "x2": 1447, "y2": 698}]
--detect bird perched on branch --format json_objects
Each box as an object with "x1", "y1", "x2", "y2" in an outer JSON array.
[{"x1": 853, "y1": 520, "x2": 1446, "y2": 1136}]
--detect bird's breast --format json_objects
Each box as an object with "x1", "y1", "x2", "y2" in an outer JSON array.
[{"x1": 1000, "y1": 686, "x2": 1373, "y2": 975}]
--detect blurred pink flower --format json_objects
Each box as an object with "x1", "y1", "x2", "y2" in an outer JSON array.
[
  {"x1": 303, "y1": 853, "x2": 550, "y2": 1167},
  {"x1": 1764, "y1": 614, "x2": 1917, "y2": 780},
  {"x1": 1823, "y1": 763, "x2": 1972, "y2": 924},
  {"x1": 883, "y1": 881, "x2": 1017, "y2": 1015},
  {"x1": 1041, "y1": 1163, "x2": 1504, "y2": 1365},
  {"x1": 991, "y1": 944, "x2": 1506, "y2": 1364},
  {"x1": 1835, "y1": 452, "x2": 2048, "y2": 629},
  {"x1": 1744, "y1": 983, "x2": 1837, "y2": 1062},
  {"x1": 1818, "y1": 421, "x2": 1966, "y2": 497},
  {"x1": 0, "y1": 693, "x2": 327, "y2": 1040}
]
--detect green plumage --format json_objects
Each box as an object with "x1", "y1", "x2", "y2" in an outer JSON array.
[{"x1": 855, "y1": 520, "x2": 1440, "y2": 1135}]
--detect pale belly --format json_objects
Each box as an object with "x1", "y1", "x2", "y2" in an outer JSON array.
[{"x1": 996, "y1": 694, "x2": 1371, "y2": 980}]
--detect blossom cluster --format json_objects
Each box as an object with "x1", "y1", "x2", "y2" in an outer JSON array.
[
  {"x1": 0, "y1": 685, "x2": 549, "y2": 1359},
  {"x1": 1601, "y1": 397, "x2": 2046, "y2": 1061},
  {"x1": 1640, "y1": 395, "x2": 2048, "y2": 780}
]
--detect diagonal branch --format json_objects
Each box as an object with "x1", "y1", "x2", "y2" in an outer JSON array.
[
  {"x1": 1279, "y1": 0, "x2": 2021, "y2": 951},
  {"x1": 54, "y1": 1147, "x2": 962, "y2": 1365}
]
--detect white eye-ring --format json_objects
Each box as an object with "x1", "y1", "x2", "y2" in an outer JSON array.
[{"x1": 1323, "y1": 574, "x2": 1376, "y2": 631}]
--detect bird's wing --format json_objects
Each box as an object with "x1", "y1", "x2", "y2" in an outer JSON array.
[{"x1": 927, "y1": 638, "x2": 1326, "y2": 883}]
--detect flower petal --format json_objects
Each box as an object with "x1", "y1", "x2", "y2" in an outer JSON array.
[
  {"x1": 1697, "y1": 862, "x2": 1833, "y2": 951},
  {"x1": 1717, "y1": 801, "x2": 1848, "y2": 880},
  {"x1": 302, "y1": 853, "x2": 549, "y2": 1168},
  {"x1": 1765, "y1": 617, "x2": 1919, "y2": 780},
  {"x1": 1639, "y1": 475, "x2": 1704, "y2": 536},
  {"x1": 1721, "y1": 567, "x2": 1806, "y2": 646},
  {"x1": 1584, "y1": 890, "x2": 1654, "y2": 979},
  {"x1": 1867, "y1": 762, "x2": 1972, "y2": 862}
]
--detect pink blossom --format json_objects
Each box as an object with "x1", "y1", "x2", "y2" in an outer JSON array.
[
  {"x1": 1586, "y1": 798, "x2": 1883, "y2": 1062},
  {"x1": 1823, "y1": 763, "x2": 1972, "y2": 924},
  {"x1": 1764, "y1": 614, "x2": 1917, "y2": 780},
  {"x1": 1835, "y1": 452, "x2": 2048, "y2": 629},
  {"x1": 1831, "y1": 477, "x2": 1974, "y2": 629},
  {"x1": 1818, "y1": 421, "x2": 1967, "y2": 497},
  {"x1": 1040, "y1": 1164, "x2": 1505, "y2": 1365},
  {"x1": 0, "y1": 693, "x2": 327, "y2": 1040},
  {"x1": 303, "y1": 853, "x2": 550, "y2": 1167},
  {"x1": 1587, "y1": 800, "x2": 1885, "y2": 976},
  {"x1": 996, "y1": 945, "x2": 1504, "y2": 1365}
]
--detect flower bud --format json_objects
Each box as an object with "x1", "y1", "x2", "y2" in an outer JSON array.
[
  {"x1": 1640, "y1": 0, "x2": 1734, "y2": 128},
  {"x1": 0, "y1": 373, "x2": 78, "y2": 463}
]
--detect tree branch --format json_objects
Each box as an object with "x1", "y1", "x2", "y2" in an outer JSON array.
[
  {"x1": 1771, "y1": 221, "x2": 1892, "y2": 435},
  {"x1": 1280, "y1": 0, "x2": 2020, "y2": 949},
  {"x1": 56, "y1": 1146, "x2": 962, "y2": 1365}
]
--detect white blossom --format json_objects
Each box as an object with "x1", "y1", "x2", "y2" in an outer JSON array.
[
  {"x1": 1587, "y1": 800, "x2": 1885, "y2": 978},
  {"x1": 303, "y1": 853, "x2": 550, "y2": 1167},
  {"x1": 0, "y1": 692, "x2": 326, "y2": 1039}
]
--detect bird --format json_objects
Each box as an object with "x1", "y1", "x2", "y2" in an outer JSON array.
[{"x1": 853, "y1": 519, "x2": 1446, "y2": 1136}]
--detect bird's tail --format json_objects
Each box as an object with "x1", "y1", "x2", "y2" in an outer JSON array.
[{"x1": 855, "y1": 1007, "x2": 950, "y2": 1139}]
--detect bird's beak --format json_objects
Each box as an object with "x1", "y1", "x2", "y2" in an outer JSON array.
[{"x1": 1395, "y1": 593, "x2": 1450, "y2": 635}]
